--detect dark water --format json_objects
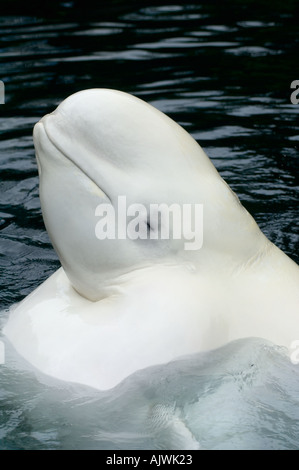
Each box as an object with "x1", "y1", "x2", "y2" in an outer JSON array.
[{"x1": 0, "y1": 0, "x2": 299, "y2": 450}]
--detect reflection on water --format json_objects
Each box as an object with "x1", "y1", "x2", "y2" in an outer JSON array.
[
  {"x1": 1, "y1": 337, "x2": 299, "y2": 450},
  {"x1": 0, "y1": 0, "x2": 298, "y2": 450}
]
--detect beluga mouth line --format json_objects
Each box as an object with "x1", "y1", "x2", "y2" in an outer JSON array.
[{"x1": 36, "y1": 117, "x2": 112, "y2": 204}]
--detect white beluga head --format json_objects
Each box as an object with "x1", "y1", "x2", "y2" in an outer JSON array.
[
  {"x1": 4, "y1": 88, "x2": 299, "y2": 391},
  {"x1": 33, "y1": 88, "x2": 265, "y2": 301}
]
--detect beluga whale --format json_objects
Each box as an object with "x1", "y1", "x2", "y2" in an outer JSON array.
[{"x1": 3, "y1": 89, "x2": 299, "y2": 390}]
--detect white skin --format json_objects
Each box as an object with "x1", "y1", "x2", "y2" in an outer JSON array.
[{"x1": 4, "y1": 89, "x2": 299, "y2": 390}]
